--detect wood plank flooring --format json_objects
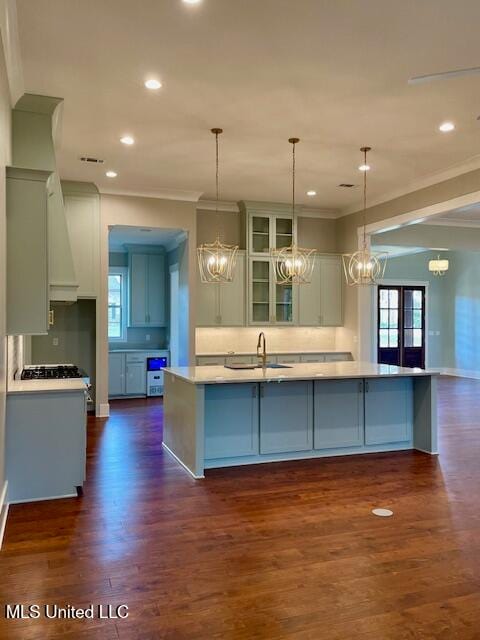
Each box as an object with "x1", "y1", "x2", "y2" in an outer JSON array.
[{"x1": 1, "y1": 376, "x2": 480, "y2": 639}]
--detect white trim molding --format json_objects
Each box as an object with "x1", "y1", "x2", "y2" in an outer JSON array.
[
  {"x1": 0, "y1": 481, "x2": 9, "y2": 549},
  {"x1": 162, "y1": 442, "x2": 204, "y2": 480},
  {"x1": 99, "y1": 186, "x2": 203, "y2": 202},
  {"x1": 97, "y1": 403, "x2": 110, "y2": 418}
]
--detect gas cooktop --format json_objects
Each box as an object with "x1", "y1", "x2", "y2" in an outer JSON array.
[{"x1": 20, "y1": 364, "x2": 88, "y2": 381}]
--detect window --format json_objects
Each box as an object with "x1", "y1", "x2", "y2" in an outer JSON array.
[{"x1": 108, "y1": 267, "x2": 128, "y2": 341}]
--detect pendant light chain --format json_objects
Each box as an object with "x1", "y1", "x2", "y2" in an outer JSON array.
[{"x1": 362, "y1": 147, "x2": 367, "y2": 247}]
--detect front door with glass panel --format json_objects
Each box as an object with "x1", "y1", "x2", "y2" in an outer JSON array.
[{"x1": 378, "y1": 285, "x2": 425, "y2": 369}]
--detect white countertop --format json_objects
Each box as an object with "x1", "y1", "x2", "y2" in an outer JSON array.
[
  {"x1": 164, "y1": 361, "x2": 439, "y2": 385},
  {"x1": 8, "y1": 379, "x2": 88, "y2": 395},
  {"x1": 197, "y1": 349, "x2": 352, "y2": 357}
]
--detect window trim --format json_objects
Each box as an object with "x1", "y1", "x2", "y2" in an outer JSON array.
[{"x1": 108, "y1": 266, "x2": 128, "y2": 342}]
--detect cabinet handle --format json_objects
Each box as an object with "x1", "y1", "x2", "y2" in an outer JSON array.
[
  {"x1": 358, "y1": 380, "x2": 363, "y2": 392},
  {"x1": 365, "y1": 380, "x2": 369, "y2": 393},
  {"x1": 252, "y1": 386, "x2": 257, "y2": 398}
]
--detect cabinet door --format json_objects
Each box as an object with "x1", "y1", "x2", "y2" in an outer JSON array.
[
  {"x1": 314, "y1": 380, "x2": 364, "y2": 449},
  {"x1": 365, "y1": 377, "x2": 413, "y2": 445},
  {"x1": 219, "y1": 253, "x2": 245, "y2": 326},
  {"x1": 319, "y1": 256, "x2": 343, "y2": 326},
  {"x1": 205, "y1": 384, "x2": 259, "y2": 459},
  {"x1": 273, "y1": 216, "x2": 293, "y2": 251},
  {"x1": 298, "y1": 256, "x2": 321, "y2": 325},
  {"x1": 250, "y1": 258, "x2": 271, "y2": 324},
  {"x1": 196, "y1": 270, "x2": 220, "y2": 326},
  {"x1": 147, "y1": 253, "x2": 166, "y2": 326},
  {"x1": 125, "y1": 361, "x2": 147, "y2": 395},
  {"x1": 108, "y1": 353, "x2": 125, "y2": 397},
  {"x1": 250, "y1": 214, "x2": 271, "y2": 254},
  {"x1": 260, "y1": 381, "x2": 313, "y2": 454},
  {"x1": 129, "y1": 253, "x2": 148, "y2": 326},
  {"x1": 7, "y1": 170, "x2": 50, "y2": 335}
]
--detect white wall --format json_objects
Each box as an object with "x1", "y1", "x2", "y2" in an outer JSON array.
[{"x1": 0, "y1": 20, "x2": 13, "y2": 532}]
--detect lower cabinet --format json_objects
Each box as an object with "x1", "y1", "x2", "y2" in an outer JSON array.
[
  {"x1": 259, "y1": 381, "x2": 313, "y2": 454},
  {"x1": 108, "y1": 353, "x2": 125, "y2": 397},
  {"x1": 364, "y1": 377, "x2": 413, "y2": 445},
  {"x1": 314, "y1": 379, "x2": 364, "y2": 449},
  {"x1": 125, "y1": 360, "x2": 147, "y2": 395},
  {"x1": 205, "y1": 383, "x2": 259, "y2": 459}
]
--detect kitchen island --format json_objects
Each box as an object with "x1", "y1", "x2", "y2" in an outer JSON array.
[{"x1": 163, "y1": 362, "x2": 438, "y2": 478}]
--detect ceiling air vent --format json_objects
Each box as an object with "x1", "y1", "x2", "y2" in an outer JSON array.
[
  {"x1": 338, "y1": 183, "x2": 356, "y2": 188},
  {"x1": 80, "y1": 156, "x2": 104, "y2": 164}
]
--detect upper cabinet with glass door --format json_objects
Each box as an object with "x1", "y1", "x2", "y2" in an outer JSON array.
[{"x1": 249, "y1": 212, "x2": 294, "y2": 256}]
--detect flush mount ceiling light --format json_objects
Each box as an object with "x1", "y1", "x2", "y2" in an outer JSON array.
[
  {"x1": 439, "y1": 121, "x2": 455, "y2": 132},
  {"x1": 429, "y1": 254, "x2": 449, "y2": 276},
  {"x1": 145, "y1": 79, "x2": 162, "y2": 90},
  {"x1": 342, "y1": 147, "x2": 388, "y2": 286},
  {"x1": 120, "y1": 135, "x2": 135, "y2": 145},
  {"x1": 105, "y1": 170, "x2": 117, "y2": 178},
  {"x1": 197, "y1": 128, "x2": 238, "y2": 283},
  {"x1": 306, "y1": 190, "x2": 317, "y2": 197},
  {"x1": 183, "y1": 0, "x2": 202, "y2": 4},
  {"x1": 271, "y1": 138, "x2": 316, "y2": 286}
]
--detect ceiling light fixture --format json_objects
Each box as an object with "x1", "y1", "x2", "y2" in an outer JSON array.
[
  {"x1": 429, "y1": 254, "x2": 449, "y2": 276},
  {"x1": 342, "y1": 147, "x2": 388, "y2": 286},
  {"x1": 183, "y1": 0, "x2": 202, "y2": 4},
  {"x1": 271, "y1": 138, "x2": 316, "y2": 286},
  {"x1": 106, "y1": 170, "x2": 117, "y2": 178},
  {"x1": 120, "y1": 135, "x2": 135, "y2": 145},
  {"x1": 358, "y1": 163, "x2": 370, "y2": 172},
  {"x1": 439, "y1": 121, "x2": 455, "y2": 132},
  {"x1": 306, "y1": 190, "x2": 317, "y2": 197},
  {"x1": 145, "y1": 79, "x2": 162, "y2": 90},
  {"x1": 197, "y1": 129, "x2": 238, "y2": 283}
]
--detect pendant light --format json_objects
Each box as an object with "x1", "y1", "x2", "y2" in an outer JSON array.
[
  {"x1": 342, "y1": 147, "x2": 388, "y2": 286},
  {"x1": 271, "y1": 138, "x2": 316, "y2": 285},
  {"x1": 429, "y1": 254, "x2": 449, "y2": 276},
  {"x1": 197, "y1": 128, "x2": 238, "y2": 283}
]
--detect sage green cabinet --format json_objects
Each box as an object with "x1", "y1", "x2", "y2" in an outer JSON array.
[
  {"x1": 314, "y1": 379, "x2": 364, "y2": 449},
  {"x1": 298, "y1": 255, "x2": 343, "y2": 326},
  {"x1": 249, "y1": 257, "x2": 296, "y2": 325},
  {"x1": 108, "y1": 352, "x2": 125, "y2": 397},
  {"x1": 129, "y1": 251, "x2": 166, "y2": 327},
  {"x1": 6, "y1": 167, "x2": 51, "y2": 335},
  {"x1": 196, "y1": 252, "x2": 246, "y2": 327},
  {"x1": 248, "y1": 212, "x2": 294, "y2": 256},
  {"x1": 364, "y1": 377, "x2": 413, "y2": 445}
]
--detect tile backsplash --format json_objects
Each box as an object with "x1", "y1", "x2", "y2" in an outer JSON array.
[{"x1": 196, "y1": 327, "x2": 337, "y2": 354}]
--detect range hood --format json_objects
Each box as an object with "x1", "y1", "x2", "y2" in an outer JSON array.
[{"x1": 12, "y1": 94, "x2": 78, "y2": 303}]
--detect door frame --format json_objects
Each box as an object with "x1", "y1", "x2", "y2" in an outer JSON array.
[
  {"x1": 373, "y1": 279, "x2": 429, "y2": 368},
  {"x1": 169, "y1": 262, "x2": 180, "y2": 368}
]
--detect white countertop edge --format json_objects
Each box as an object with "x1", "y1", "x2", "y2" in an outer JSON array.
[
  {"x1": 7, "y1": 380, "x2": 88, "y2": 395},
  {"x1": 164, "y1": 362, "x2": 441, "y2": 385},
  {"x1": 197, "y1": 350, "x2": 352, "y2": 357}
]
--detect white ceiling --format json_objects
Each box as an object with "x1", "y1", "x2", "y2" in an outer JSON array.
[
  {"x1": 16, "y1": 0, "x2": 480, "y2": 210},
  {"x1": 109, "y1": 225, "x2": 184, "y2": 251}
]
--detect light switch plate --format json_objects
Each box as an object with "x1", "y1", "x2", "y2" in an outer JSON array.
[{"x1": 53, "y1": 337, "x2": 59, "y2": 346}]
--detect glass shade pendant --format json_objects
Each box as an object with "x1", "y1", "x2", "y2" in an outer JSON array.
[
  {"x1": 271, "y1": 138, "x2": 316, "y2": 285},
  {"x1": 342, "y1": 146, "x2": 388, "y2": 286},
  {"x1": 429, "y1": 254, "x2": 449, "y2": 276},
  {"x1": 197, "y1": 128, "x2": 238, "y2": 283}
]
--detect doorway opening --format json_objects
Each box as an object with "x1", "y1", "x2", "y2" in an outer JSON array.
[{"x1": 377, "y1": 285, "x2": 426, "y2": 369}]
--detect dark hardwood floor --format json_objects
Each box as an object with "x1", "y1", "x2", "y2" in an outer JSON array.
[{"x1": 1, "y1": 376, "x2": 480, "y2": 639}]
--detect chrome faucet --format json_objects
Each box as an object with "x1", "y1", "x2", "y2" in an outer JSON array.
[{"x1": 257, "y1": 332, "x2": 267, "y2": 369}]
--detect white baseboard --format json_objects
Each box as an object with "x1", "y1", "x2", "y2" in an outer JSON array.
[
  {"x1": 0, "y1": 481, "x2": 9, "y2": 550},
  {"x1": 441, "y1": 367, "x2": 480, "y2": 380},
  {"x1": 97, "y1": 403, "x2": 110, "y2": 417},
  {"x1": 162, "y1": 442, "x2": 204, "y2": 479}
]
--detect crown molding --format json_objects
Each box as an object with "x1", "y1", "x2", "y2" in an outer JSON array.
[
  {"x1": 340, "y1": 153, "x2": 480, "y2": 218},
  {"x1": 99, "y1": 186, "x2": 203, "y2": 202},
  {"x1": 197, "y1": 199, "x2": 239, "y2": 213}
]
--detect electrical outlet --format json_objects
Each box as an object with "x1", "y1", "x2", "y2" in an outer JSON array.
[
  {"x1": 146, "y1": 334, "x2": 151, "y2": 342},
  {"x1": 53, "y1": 337, "x2": 59, "y2": 346}
]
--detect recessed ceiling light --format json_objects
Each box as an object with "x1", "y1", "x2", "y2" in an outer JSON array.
[
  {"x1": 439, "y1": 121, "x2": 455, "y2": 132},
  {"x1": 145, "y1": 79, "x2": 162, "y2": 90},
  {"x1": 120, "y1": 135, "x2": 135, "y2": 145},
  {"x1": 105, "y1": 170, "x2": 117, "y2": 178},
  {"x1": 306, "y1": 190, "x2": 317, "y2": 197},
  {"x1": 183, "y1": 0, "x2": 202, "y2": 4},
  {"x1": 358, "y1": 163, "x2": 371, "y2": 172}
]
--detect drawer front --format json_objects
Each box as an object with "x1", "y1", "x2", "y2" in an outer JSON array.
[
  {"x1": 197, "y1": 356, "x2": 226, "y2": 366},
  {"x1": 301, "y1": 354, "x2": 325, "y2": 363},
  {"x1": 126, "y1": 354, "x2": 147, "y2": 364}
]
